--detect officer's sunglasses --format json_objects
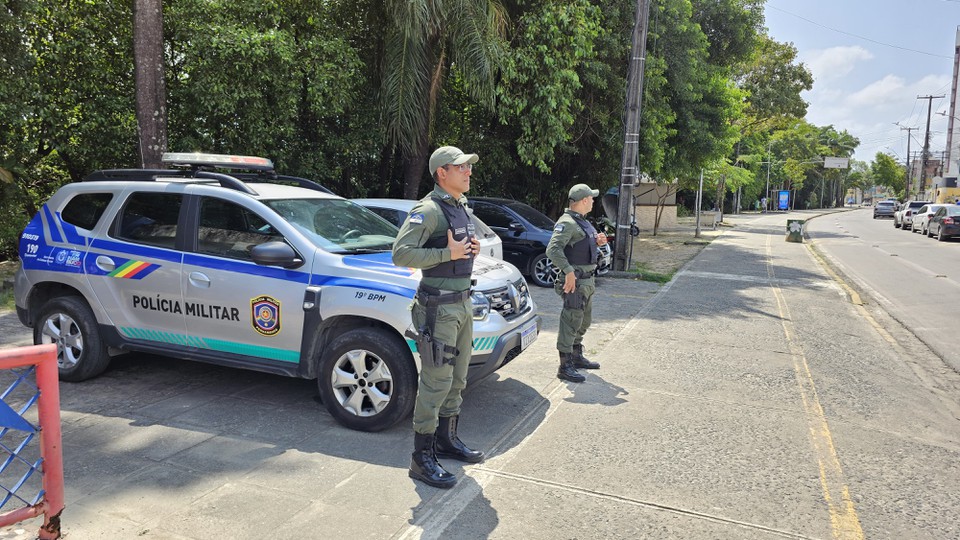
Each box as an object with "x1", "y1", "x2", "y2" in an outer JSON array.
[{"x1": 445, "y1": 163, "x2": 473, "y2": 172}]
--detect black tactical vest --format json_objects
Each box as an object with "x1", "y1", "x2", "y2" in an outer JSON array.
[
  {"x1": 422, "y1": 196, "x2": 476, "y2": 278},
  {"x1": 563, "y1": 213, "x2": 599, "y2": 265}
]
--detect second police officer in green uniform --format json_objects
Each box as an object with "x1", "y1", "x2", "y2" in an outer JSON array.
[
  {"x1": 546, "y1": 184, "x2": 608, "y2": 383},
  {"x1": 392, "y1": 146, "x2": 484, "y2": 489}
]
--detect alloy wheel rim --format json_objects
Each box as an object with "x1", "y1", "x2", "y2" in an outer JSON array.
[
  {"x1": 41, "y1": 312, "x2": 83, "y2": 369},
  {"x1": 329, "y1": 349, "x2": 393, "y2": 417}
]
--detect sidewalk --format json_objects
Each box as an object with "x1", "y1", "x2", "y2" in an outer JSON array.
[{"x1": 2, "y1": 210, "x2": 959, "y2": 539}]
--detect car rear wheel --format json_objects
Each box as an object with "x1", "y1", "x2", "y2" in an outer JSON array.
[
  {"x1": 938, "y1": 227, "x2": 948, "y2": 242},
  {"x1": 317, "y1": 327, "x2": 416, "y2": 432},
  {"x1": 529, "y1": 252, "x2": 559, "y2": 288},
  {"x1": 34, "y1": 296, "x2": 110, "y2": 382}
]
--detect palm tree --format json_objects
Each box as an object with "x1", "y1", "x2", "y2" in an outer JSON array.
[{"x1": 382, "y1": 0, "x2": 507, "y2": 199}]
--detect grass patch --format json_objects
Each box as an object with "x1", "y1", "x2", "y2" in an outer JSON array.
[
  {"x1": 636, "y1": 270, "x2": 673, "y2": 283},
  {"x1": 0, "y1": 289, "x2": 13, "y2": 312},
  {"x1": 630, "y1": 263, "x2": 674, "y2": 283},
  {"x1": 0, "y1": 260, "x2": 18, "y2": 311}
]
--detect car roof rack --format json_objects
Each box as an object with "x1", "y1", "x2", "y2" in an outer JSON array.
[
  {"x1": 230, "y1": 172, "x2": 333, "y2": 194},
  {"x1": 80, "y1": 153, "x2": 332, "y2": 196},
  {"x1": 82, "y1": 168, "x2": 258, "y2": 195}
]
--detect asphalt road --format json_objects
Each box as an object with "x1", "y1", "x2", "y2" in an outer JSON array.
[{"x1": 806, "y1": 207, "x2": 960, "y2": 370}]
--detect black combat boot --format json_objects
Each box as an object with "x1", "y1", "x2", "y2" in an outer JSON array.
[
  {"x1": 557, "y1": 352, "x2": 586, "y2": 383},
  {"x1": 436, "y1": 415, "x2": 485, "y2": 463},
  {"x1": 409, "y1": 432, "x2": 457, "y2": 489},
  {"x1": 572, "y1": 343, "x2": 600, "y2": 370}
]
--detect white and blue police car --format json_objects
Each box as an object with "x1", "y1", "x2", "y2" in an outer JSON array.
[{"x1": 13, "y1": 153, "x2": 540, "y2": 431}]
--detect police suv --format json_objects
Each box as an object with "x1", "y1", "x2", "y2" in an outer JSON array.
[{"x1": 14, "y1": 153, "x2": 540, "y2": 431}]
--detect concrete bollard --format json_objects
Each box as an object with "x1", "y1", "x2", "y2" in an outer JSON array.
[{"x1": 786, "y1": 219, "x2": 805, "y2": 243}]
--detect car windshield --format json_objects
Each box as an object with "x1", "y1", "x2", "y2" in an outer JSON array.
[
  {"x1": 878, "y1": 202, "x2": 895, "y2": 206},
  {"x1": 506, "y1": 201, "x2": 556, "y2": 229},
  {"x1": 262, "y1": 198, "x2": 398, "y2": 253},
  {"x1": 947, "y1": 207, "x2": 960, "y2": 216}
]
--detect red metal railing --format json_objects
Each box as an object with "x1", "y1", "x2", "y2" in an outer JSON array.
[{"x1": 0, "y1": 344, "x2": 63, "y2": 539}]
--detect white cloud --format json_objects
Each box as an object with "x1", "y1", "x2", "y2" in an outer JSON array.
[
  {"x1": 803, "y1": 73, "x2": 953, "y2": 161},
  {"x1": 803, "y1": 46, "x2": 874, "y2": 81},
  {"x1": 846, "y1": 74, "x2": 907, "y2": 108}
]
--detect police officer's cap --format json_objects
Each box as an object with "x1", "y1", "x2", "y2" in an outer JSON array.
[
  {"x1": 429, "y1": 146, "x2": 479, "y2": 174},
  {"x1": 568, "y1": 183, "x2": 599, "y2": 201}
]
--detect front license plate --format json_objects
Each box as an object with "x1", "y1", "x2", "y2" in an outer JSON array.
[{"x1": 520, "y1": 322, "x2": 537, "y2": 350}]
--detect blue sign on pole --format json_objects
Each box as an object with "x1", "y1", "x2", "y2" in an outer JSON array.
[{"x1": 778, "y1": 190, "x2": 790, "y2": 211}]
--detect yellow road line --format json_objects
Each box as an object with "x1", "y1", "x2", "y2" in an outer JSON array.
[{"x1": 766, "y1": 235, "x2": 864, "y2": 539}]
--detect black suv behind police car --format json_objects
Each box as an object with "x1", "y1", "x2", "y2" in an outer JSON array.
[{"x1": 467, "y1": 197, "x2": 612, "y2": 287}]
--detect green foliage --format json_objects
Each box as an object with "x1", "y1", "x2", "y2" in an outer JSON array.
[
  {"x1": 691, "y1": 0, "x2": 764, "y2": 68},
  {"x1": 166, "y1": 0, "x2": 368, "y2": 189},
  {"x1": 733, "y1": 35, "x2": 813, "y2": 130},
  {"x1": 0, "y1": 0, "x2": 868, "y2": 260},
  {"x1": 639, "y1": 0, "x2": 746, "y2": 186},
  {"x1": 872, "y1": 152, "x2": 905, "y2": 196},
  {"x1": 498, "y1": 0, "x2": 602, "y2": 172}
]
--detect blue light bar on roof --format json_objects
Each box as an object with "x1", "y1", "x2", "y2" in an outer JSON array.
[{"x1": 161, "y1": 152, "x2": 275, "y2": 171}]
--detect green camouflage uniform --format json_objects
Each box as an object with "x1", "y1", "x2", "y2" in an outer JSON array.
[
  {"x1": 545, "y1": 209, "x2": 597, "y2": 354},
  {"x1": 392, "y1": 185, "x2": 473, "y2": 435}
]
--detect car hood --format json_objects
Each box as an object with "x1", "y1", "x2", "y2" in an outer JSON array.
[{"x1": 338, "y1": 252, "x2": 525, "y2": 291}]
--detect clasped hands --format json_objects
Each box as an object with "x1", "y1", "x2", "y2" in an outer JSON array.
[{"x1": 448, "y1": 230, "x2": 481, "y2": 260}]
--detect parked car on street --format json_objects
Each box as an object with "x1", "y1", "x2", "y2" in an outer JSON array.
[
  {"x1": 467, "y1": 197, "x2": 613, "y2": 287},
  {"x1": 873, "y1": 200, "x2": 897, "y2": 219},
  {"x1": 894, "y1": 201, "x2": 931, "y2": 230},
  {"x1": 13, "y1": 153, "x2": 540, "y2": 432},
  {"x1": 927, "y1": 205, "x2": 960, "y2": 241},
  {"x1": 353, "y1": 198, "x2": 503, "y2": 260},
  {"x1": 911, "y1": 204, "x2": 949, "y2": 235}
]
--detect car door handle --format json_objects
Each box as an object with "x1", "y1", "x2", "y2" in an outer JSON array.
[
  {"x1": 95, "y1": 255, "x2": 116, "y2": 272},
  {"x1": 189, "y1": 271, "x2": 211, "y2": 288}
]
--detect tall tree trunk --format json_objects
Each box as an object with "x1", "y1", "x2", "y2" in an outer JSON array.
[
  {"x1": 133, "y1": 0, "x2": 167, "y2": 168},
  {"x1": 402, "y1": 143, "x2": 429, "y2": 199},
  {"x1": 401, "y1": 44, "x2": 444, "y2": 199}
]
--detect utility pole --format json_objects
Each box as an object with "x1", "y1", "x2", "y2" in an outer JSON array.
[
  {"x1": 918, "y1": 94, "x2": 945, "y2": 199},
  {"x1": 899, "y1": 125, "x2": 917, "y2": 199},
  {"x1": 613, "y1": 0, "x2": 651, "y2": 271}
]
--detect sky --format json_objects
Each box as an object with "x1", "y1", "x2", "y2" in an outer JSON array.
[{"x1": 763, "y1": 0, "x2": 960, "y2": 169}]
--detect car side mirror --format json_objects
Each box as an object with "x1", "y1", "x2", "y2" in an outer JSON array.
[
  {"x1": 251, "y1": 241, "x2": 304, "y2": 268},
  {"x1": 508, "y1": 222, "x2": 526, "y2": 234}
]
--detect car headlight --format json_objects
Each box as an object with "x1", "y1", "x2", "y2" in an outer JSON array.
[{"x1": 470, "y1": 291, "x2": 490, "y2": 320}]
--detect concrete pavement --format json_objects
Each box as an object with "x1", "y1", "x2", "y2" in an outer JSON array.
[{"x1": 2, "y1": 210, "x2": 959, "y2": 539}]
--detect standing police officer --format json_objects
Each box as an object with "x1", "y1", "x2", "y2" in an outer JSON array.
[
  {"x1": 392, "y1": 146, "x2": 484, "y2": 489},
  {"x1": 546, "y1": 184, "x2": 607, "y2": 383}
]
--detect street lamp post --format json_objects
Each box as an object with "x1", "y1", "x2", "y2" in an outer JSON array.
[{"x1": 765, "y1": 140, "x2": 771, "y2": 212}]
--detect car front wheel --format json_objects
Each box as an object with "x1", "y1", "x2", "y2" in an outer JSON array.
[
  {"x1": 34, "y1": 296, "x2": 110, "y2": 382},
  {"x1": 529, "y1": 252, "x2": 559, "y2": 287},
  {"x1": 317, "y1": 327, "x2": 417, "y2": 432}
]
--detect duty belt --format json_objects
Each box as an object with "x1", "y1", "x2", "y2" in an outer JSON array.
[
  {"x1": 416, "y1": 284, "x2": 471, "y2": 306},
  {"x1": 574, "y1": 269, "x2": 595, "y2": 279}
]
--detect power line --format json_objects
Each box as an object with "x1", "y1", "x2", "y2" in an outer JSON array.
[{"x1": 767, "y1": 5, "x2": 954, "y2": 59}]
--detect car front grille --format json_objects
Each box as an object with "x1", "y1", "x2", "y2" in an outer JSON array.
[{"x1": 482, "y1": 278, "x2": 531, "y2": 321}]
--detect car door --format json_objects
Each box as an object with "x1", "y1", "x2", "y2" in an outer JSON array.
[
  {"x1": 87, "y1": 190, "x2": 187, "y2": 341},
  {"x1": 182, "y1": 194, "x2": 306, "y2": 366},
  {"x1": 931, "y1": 207, "x2": 947, "y2": 234}
]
